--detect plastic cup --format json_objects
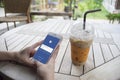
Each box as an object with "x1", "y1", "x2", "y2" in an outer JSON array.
[{"x1": 70, "y1": 22, "x2": 94, "y2": 66}]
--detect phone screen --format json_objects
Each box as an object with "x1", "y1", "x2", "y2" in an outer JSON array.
[{"x1": 33, "y1": 33, "x2": 61, "y2": 64}]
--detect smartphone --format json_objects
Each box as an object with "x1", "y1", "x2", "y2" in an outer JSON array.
[{"x1": 33, "y1": 32, "x2": 62, "y2": 64}]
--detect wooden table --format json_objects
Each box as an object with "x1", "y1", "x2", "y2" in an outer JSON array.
[{"x1": 0, "y1": 19, "x2": 120, "y2": 80}]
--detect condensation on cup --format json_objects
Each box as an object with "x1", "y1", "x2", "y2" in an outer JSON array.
[{"x1": 70, "y1": 22, "x2": 94, "y2": 66}]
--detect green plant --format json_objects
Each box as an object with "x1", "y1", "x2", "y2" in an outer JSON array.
[
  {"x1": 0, "y1": 1, "x2": 4, "y2": 7},
  {"x1": 64, "y1": 0, "x2": 70, "y2": 4},
  {"x1": 73, "y1": 0, "x2": 108, "y2": 19},
  {"x1": 106, "y1": 13, "x2": 120, "y2": 23},
  {"x1": 64, "y1": 0, "x2": 70, "y2": 6},
  {"x1": 52, "y1": 0, "x2": 58, "y2": 2},
  {"x1": 36, "y1": 0, "x2": 40, "y2": 5},
  {"x1": 78, "y1": 2, "x2": 87, "y2": 13},
  {"x1": 93, "y1": 0, "x2": 103, "y2": 8}
]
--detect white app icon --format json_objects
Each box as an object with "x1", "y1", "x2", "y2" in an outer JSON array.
[{"x1": 49, "y1": 40, "x2": 52, "y2": 44}]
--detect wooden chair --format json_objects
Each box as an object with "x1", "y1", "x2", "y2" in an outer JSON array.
[{"x1": 0, "y1": 0, "x2": 31, "y2": 30}]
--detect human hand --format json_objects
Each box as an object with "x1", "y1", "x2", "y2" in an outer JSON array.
[
  {"x1": 13, "y1": 41, "x2": 42, "y2": 67},
  {"x1": 35, "y1": 46, "x2": 59, "y2": 80}
]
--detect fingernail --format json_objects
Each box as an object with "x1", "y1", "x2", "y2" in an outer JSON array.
[{"x1": 29, "y1": 58, "x2": 34, "y2": 62}]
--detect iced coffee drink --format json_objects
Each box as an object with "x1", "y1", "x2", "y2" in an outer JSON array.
[{"x1": 70, "y1": 23, "x2": 94, "y2": 66}]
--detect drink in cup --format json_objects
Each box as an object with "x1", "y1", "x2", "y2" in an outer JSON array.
[{"x1": 70, "y1": 23, "x2": 94, "y2": 66}]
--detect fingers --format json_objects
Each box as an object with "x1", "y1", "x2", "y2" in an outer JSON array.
[
  {"x1": 27, "y1": 58, "x2": 42, "y2": 68},
  {"x1": 48, "y1": 45, "x2": 60, "y2": 64},
  {"x1": 26, "y1": 58, "x2": 34, "y2": 66},
  {"x1": 30, "y1": 50, "x2": 36, "y2": 57},
  {"x1": 52, "y1": 45, "x2": 60, "y2": 59},
  {"x1": 31, "y1": 41, "x2": 43, "y2": 49}
]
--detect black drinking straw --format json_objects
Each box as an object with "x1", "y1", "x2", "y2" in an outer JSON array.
[{"x1": 83, "y1": 9, "x2": 101, "y2": 30}]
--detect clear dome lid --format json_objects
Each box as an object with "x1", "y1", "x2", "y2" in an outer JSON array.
[{"x1": 70, "y1": 22, "x2": 94, "y2": 41}]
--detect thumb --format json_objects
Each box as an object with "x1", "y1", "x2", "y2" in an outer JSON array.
[{"x1": 34, "y1": 59, "x2": 43, "y2": 67}]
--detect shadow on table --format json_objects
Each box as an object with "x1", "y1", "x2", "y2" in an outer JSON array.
[{"x1": 0, "y1": 72, "x2": 12, "y2": 80}]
